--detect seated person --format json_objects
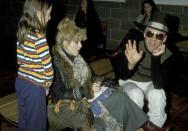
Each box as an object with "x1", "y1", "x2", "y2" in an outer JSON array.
[
  {"x1": 118, "y1": 11, "x2": 173, "y2": 128},
  {"x1": 134, "y1": 0, "x2": 158, "y2": 30},
  {"x1": 111, "y1": 0, "x2": 158, "y2": 57},
  {"x1": 48, "y1": 17, "x2": 169, "y2": 131}
]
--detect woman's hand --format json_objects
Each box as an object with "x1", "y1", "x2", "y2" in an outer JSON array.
[
  {"x1": 45, "y1": 88, "x2": 49, "y2": 96},
  {"x1": 45, "y1": 81, "x2": 52, "y2": 96},
  {"x1": 125, "y1": 40, "x2": 143, "y2": 70},
  {"x1": 152, "y1": 44, "x2": 166, "y2": 56}
]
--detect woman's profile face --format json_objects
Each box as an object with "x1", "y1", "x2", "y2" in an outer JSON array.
[
  {"x1": 65, "y1": 41, "x2": 83, "y2": 56},
  {"x1": 144, "y1": 3, "x2": 152, "y2": 14}
]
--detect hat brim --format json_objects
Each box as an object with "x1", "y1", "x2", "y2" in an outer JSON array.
[{"x1": 147, "y1": 21, "x2": 168, "y2": 32}]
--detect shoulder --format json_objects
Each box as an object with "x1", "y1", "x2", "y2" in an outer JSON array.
[
  {"x1": 137, "y1": 14, "x2": 144, "y2": 18},
  {"x1": 27, "y1": 32, "x2": 45, "y2": 42},
  {"x1": 161, "y1": 47, "x2": 172, "y2": 63},
  {"x1": 136, "y1": 14, "x2": 144, "y2": 22}
]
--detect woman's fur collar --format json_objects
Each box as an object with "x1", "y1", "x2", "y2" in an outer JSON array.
[{"x1": 52, "y1": 45, "x2": 92, "y2": 89}]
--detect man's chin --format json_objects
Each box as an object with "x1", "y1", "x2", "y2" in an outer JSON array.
[{"x1": 146, "y1": 48, "x2": 153, "y2": 53}]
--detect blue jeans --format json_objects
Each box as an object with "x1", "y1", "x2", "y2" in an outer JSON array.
[{"x1": 15, "y1": 77, "x2": 47, "y2": 131}]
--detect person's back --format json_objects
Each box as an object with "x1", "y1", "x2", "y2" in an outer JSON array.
[{"x1": 16, "y1": 0, "x2": 53, "y2": 130}]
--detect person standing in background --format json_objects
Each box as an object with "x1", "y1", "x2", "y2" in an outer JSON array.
[
  {"x1": 16, "y1": 0, "x2": 54, "y2": 130},
  {"x1": 135, "y1": 0, "x2": 158, "y2": 29},
  {"x1": 75, "y1": 0, "x2": 103, "y2": 62},
  {"x1": 111, "y1": 0, "x2": 158, "y2": 57}
]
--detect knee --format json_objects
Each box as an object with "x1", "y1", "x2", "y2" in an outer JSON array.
[
  {"x1": 128, "y1": 88, "x2": 144, "y2": 108},
  {"x1": 147, "y1": 89, "x2": 166, "y2": 100},
  {"x1": 122, "y1": 82, "x2": 138, "y2": 93},
  {"x1": 128, "y1": 88, "x2": 144, "y2": 98}
]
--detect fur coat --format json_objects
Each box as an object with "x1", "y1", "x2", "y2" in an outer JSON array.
[{"x1": 51, "y1": 45, "x2": 93, "y2": 100}]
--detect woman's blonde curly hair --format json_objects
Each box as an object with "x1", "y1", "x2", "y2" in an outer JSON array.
[{"x1": 56, "y1": 17, "x2": 87, "y2": 46}]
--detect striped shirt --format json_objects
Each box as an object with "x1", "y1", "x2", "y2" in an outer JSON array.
[{"x1": 17, "y1": 32, "x2": 54, "y2": 88}]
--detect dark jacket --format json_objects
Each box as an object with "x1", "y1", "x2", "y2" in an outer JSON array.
[
  {"x1": 50, "y1": 46, "x2": 93, "y2": 102},
  {"x1": 118, "y1": 41, "x2": 178, "y2": 89}
]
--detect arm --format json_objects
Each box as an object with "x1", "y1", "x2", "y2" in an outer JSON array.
[
  {"x1": 161, "y1": 53, "x2": 183, "y2": 89},
  {"x1": 118, "y1": 52, "x2": 134, "y2": 79},
  {"x1": 50, "y1": 63, "x2": 74, "y2": 101},
  {"x1": 35, "y1": 36, "x2": 54, "y2": 88},
  {"x1": 119, "y1": 40, "x2": 143, "y2": 79},
  {"x1": 151, "y1": 56, "x2": 164, "y2": 89},
  {"x1": 135, "y1": 14, "x2": 144, "y2": 23},
  {"x1": 151, "y1": 44, "x2": 169, "y2": 89},
  {"x1": 50, "y1": 61, "x2": 86, "y2": 101}
]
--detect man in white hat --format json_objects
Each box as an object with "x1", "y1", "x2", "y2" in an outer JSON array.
[{"x1": 118, "y1": 11, "x2": 171, "y2": 128}]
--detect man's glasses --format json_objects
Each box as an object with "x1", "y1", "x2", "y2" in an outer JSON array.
[{"x1": 145, "y1": 30, "x2": 165, "y2": 40}]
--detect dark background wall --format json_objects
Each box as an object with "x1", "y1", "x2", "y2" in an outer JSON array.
[
  {"x1": 0, "y1": 0, "x2": 24, "y2": 69},
  {"x1": 62, "y1": 0, "x2": 188, "y2": 49},
  {"x1": 0, "y1": 0, "x2": 188, "y2": 68}
]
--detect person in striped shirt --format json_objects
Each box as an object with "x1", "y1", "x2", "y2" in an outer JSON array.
[{"x1": 15, "y1": 0, "x2": 53, "y2": 130}]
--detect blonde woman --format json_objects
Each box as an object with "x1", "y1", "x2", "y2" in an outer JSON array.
[{"x1": 48, "y1": 17, "x2": 168, "y2": 131}]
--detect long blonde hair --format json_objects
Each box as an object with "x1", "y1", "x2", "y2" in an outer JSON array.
[{"x1": 17, "y1": 0, "x2": 52, "y2": 43}]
